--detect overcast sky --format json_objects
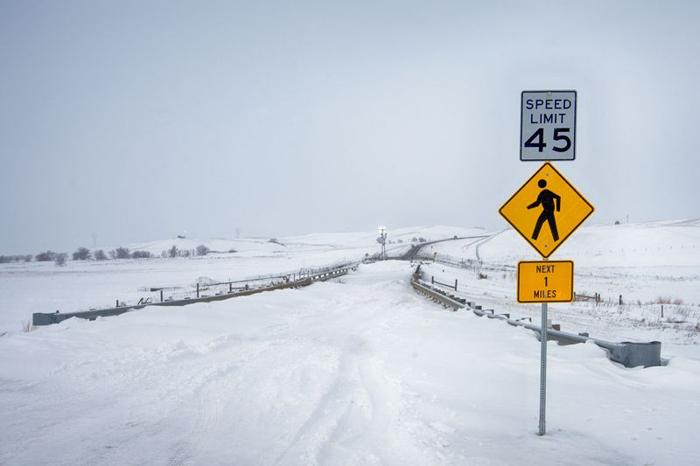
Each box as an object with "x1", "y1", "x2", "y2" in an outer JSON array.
[{"x1": 1, "y1": 0, "x2": 699, "y2": 254}]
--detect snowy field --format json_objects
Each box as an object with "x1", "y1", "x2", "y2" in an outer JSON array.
[
  {"x1": 0, "y1": 226, "x2": 480, "y2": 334},
  {"x1": 2, "y1": 261, "x2": 700, "y2": 465},
  {"x1": 2, "y1": 221, "x2": 700, "y2": 465},
  {"x1": 422, "y1": 219, "x2": 700, "y2": 354},
  {"x1": 428, "y1": 219, "x2": 700, "y2": 304}
]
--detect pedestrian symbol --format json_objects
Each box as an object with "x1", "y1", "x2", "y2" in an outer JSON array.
[
  {"x1": 499, "y1": 162, "x2": 594, "y2": 258},
  {"x1": 528, "y1": 179, "x2": 560, "y2": 241}
]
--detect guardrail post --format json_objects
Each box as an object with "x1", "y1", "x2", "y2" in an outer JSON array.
[
  {"x1": 455, "y1": 279, "x2": 458, "y2": 291},
  {"x1": 160, "y1": 290, "x2": 163, "y2": 302},
  {"x1": 197, "y1": 283, "x2": 200, "y2": 298},
  {"x1": 605, "y1": 341, "x2": 661, "y2": 368}
]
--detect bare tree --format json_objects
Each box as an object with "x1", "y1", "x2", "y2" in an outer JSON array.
[
  {"x1": 3, "y1": 255, "x2": 29, "y2": 263},
  {"x1": 72, "y1": 247, "x2": 91, "y2": 261},
  {"x1": 94, "y1": 249, "x2": 108, "y2": 261},
  {"x1": 110, "y1": 247, "x2": 131, "y2": 259},
  {"x1": 35, "y1": 250, "x2": 56, "y2": 262},
  {"x1": 54, "y1": 253, "x2": 67, "y2": 267},
  {"x1": 196, "y1": 244, "x2": 210, "y2": 256},
  {"x1": 168, "y1": 245, "x2": 179, "y2": 258}
]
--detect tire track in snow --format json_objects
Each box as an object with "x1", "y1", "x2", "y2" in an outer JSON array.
[
  {"x1": 274, "y1": 335, "x2": 431, "y2": 466},
  {"x1": 274, "y1": 336, "x2": 370, "y2": 465}
]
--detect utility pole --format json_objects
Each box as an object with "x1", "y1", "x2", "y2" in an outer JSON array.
[{"x1": 377, "y1": 226, "x2": 387, "y2": 260}]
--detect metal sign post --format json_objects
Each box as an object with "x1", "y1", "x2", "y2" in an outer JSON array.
[
  {"x1": 538, "y1": 255, "x2": 550, "y2": 436},
  {"x1": 539, "y1": 299, "x2": 548, "y2": 436}
]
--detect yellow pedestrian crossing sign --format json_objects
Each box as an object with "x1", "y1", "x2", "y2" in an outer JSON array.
[{"x1": 499, "y1": 162, "x2": 594, "y2": 258}]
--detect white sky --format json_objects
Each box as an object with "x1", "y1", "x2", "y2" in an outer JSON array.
[{"x1": 1, "y1": 0, "x2": 699, "y2": 253}]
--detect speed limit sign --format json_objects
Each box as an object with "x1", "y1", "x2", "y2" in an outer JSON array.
[{"x1": 520, "y1": 90, "x2": 576, "y2": 161}]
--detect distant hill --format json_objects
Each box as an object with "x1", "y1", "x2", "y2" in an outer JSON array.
[{"x1": 432, "y1": 219, "x2": 700, "y2": 269}]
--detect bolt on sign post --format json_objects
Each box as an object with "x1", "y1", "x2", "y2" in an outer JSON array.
[{"x1": 501, "y1": 89, "x2": 593, "y2": 437}]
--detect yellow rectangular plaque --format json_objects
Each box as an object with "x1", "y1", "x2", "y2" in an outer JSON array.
[{"x1": 517, "y1": 260, "x2": 573, "y2": 303}]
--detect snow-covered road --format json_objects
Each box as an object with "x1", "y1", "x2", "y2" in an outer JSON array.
[{"x1": 2, "y1": 261, "x2": 700, "y2": 465}]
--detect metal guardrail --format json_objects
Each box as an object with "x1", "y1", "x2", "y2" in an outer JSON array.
[
  {"x1": 410, "y1": 269, "x2": 662, "y2": 368},
  {"x1": 411, "y1": 278, "x2": 466, "y2": 310},
  {"x1": 33, "y1": 263, "x2": 358, "y2": 327},
  {"x1": 399, "y1": 235, "x2": 490, "y2": 261},
  {"x1": 414, "y1": 252, "x2": 515, "y2": 275}
]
